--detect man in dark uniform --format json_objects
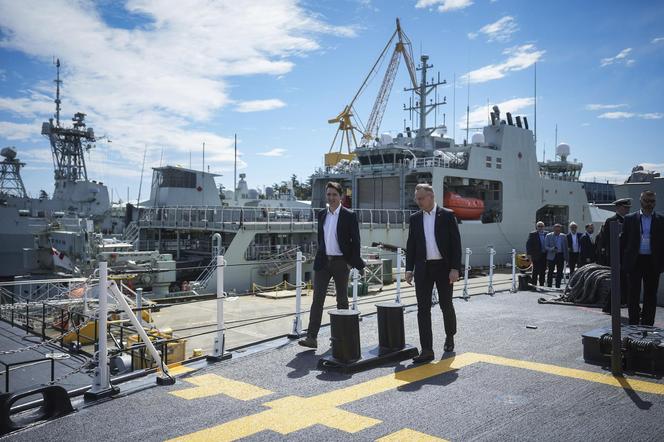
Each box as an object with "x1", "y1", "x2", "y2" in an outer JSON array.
[
  {"x1": 298, "y1": 181, "x2": 365, "y2": 348},
  {"x1": 579, "y1": 223, "x2": 595, "y2": 267},
  {"x1": 597, "y1": 198, "x2": 631, "y2": 312},
  {"x1": 621, "y1": 191, "x2": 664, "y2": 325},
  {"x1": 405, "y1": 183, "x2": 462, "y2": 363},
  {"x1": 526, "y1": 221, "x2": 548, "y2": 286}
]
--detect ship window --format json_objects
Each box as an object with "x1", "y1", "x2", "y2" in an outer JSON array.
[
  {"x1": 486, "y1": 156, "x2": 492, "y2": 161},
  {"x1": 156, "y1": 169, "x2": 196, "y2": 188},
  {"x1": 496, "y1": 157, "x2": 502, "y2": 169},
  {"x1": 486, "y1": 162, "x2": 492, "y2": 168}
]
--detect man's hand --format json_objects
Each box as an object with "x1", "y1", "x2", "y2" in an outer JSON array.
[
  {"x1": 405, "y1": 271, "x2": 413, "y2": 285},
  {"x1": 449, "y1": 269, "x2": 459, "y2": 284}
]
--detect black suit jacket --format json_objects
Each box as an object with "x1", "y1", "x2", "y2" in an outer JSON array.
[
  {"x1": 526, "y1": 231, "x2": 547, "y2": 259},
  {"x1": 620, "y1": 211, "x2": 664, "y2": 274},
  {"x1": 405, "y1": 206, "x2": 462, "y2": 274},
  {"x1": 313, "y1": 206, "x2": 365, "y2": 271},
  {"x1": 579, "y1": 232, "x2": 595, "y2": 264},
  {"x1": 566, "y1": 232, "x2": 583, "y2": 254},
  {"x1": 596, "y1": 213, "x2": 624, "y2": 264}
]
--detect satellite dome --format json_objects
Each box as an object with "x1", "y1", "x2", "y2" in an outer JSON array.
[
  {"x1": 471, "y1": 133, "x2": 485, "y2": 145},
  {"x1": 556, "y1": 143, "x2": 570, "y2": 159}
]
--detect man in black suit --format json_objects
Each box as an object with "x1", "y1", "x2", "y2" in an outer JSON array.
[
  {"x1": 299, "y1": 182, "x2": 365, "y2": 348},
  {"x1": 597, "y1": 198, "x2": 631, "y2": 312},
  {"x1": 526, "y1": 221, "x2": 547, "y2": 286},
  {"x1": 621, "y1": 191, "x2": 664, "y2": 326},
  {"x1": 579, "y1": 223, "x2": 595, "y2": 267},
  {"x1": 405, "y1": 183, "x2": 462, "y2": 363},
  {"x1": 566, "y1": 222, "x2": 583, "y2": 274}
]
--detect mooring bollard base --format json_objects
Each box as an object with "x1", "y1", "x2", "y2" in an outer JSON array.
[
  {"x1": 317, "y1": 344, "x2": 418, "y2": 374},
  {"x1": 156, "y1": 375, "x2": 177, "y2": 386},
  {"x1": 83, "y1": 387, "x2": 114, "y2": 401}
]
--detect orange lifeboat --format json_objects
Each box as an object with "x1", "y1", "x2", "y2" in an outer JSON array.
[{"x1": 443, "y1": 191, "x2": 484, "y2": 220}]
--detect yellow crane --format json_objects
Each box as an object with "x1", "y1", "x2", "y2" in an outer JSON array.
[{"x1": 326, "y1": 18, "x2": 418, "y2": 167}]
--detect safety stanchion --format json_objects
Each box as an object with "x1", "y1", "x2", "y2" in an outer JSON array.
[
  {"x1": 395, "y1": 248, "x2": 403, "y2": 304},
  {"x1": 136, "y1": 288, "x2": 143, "y2": 328},
  {"x1": 462, "y1": 248, "x2": 472, "y2": 300},
  {"x1": 510, "y1": 249, "x2": 518, "y2": 293},
  {"x1": 208, "y1": 255, "x2": 231, "y2": 361},
  {"x1": 352, "y1": 268, "x2": 359, "y2": 311},
  {"x1": 487, "y1": 247, "x2": 496, "y2": 296},
  {"x1": 289, "y1": 251, "x2": 305, "y2": 338},
  {"x1": 84, "y1": 261, "x2": 113, "y2": 400}
]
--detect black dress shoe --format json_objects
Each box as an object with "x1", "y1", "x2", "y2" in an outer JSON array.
[
  {"x1": 297, "y1": 336, "x2": 317, "y2": 348},
  {"x1": 444, "y1": 336, "x2": 455, "y2": 352},
  {"x1": 412, "y1": 349, "x2": 435, "y2": 363}
]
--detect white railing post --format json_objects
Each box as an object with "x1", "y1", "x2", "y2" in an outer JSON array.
[
  {"x1": 352, "y1": 268, "x2": 359, "y2": 311},
  {"x1": 510, "y1": 249, "x2": 518, "y2": 293},
  {"x1": 487, "y1": 247, "x2": 496, "y2": 296},
  {"x1": 462, "y1": 248, "x2": 472, "y2": 300},
  {"x1": 289, "y1": 251, "x2": 304, "y2": 337},
  {"x1": 395, "y1": 248, "x2": 403, "y2": 304},
  {"x1": 209, "y1": 255, "x2": 231, "y2": 361},
  {"x1": 136, "y1": 287, "x2": 144, "y2": 328},
  {"x1": 85, "y1": 261, "x2": 113, "y2": 399}
]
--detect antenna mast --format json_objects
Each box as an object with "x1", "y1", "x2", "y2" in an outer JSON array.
[
  {"x1": 54, "y1": 58, "x2": 62, "y2": 127},
  {"x1": 534, "y1": 62, "x2": 537, "y2": 152}
]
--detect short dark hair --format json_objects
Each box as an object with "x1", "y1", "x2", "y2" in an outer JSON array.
[
  {"x1": 325, "y1": 181, "x2": 343, "y2": 196},
  {"x1": 585, "y1": 223, "x2": 593, "y2": 229}
]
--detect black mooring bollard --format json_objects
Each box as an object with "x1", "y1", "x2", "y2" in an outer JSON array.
[
  {"x1": 518, "y1": 274, "x2": 530, "y2": 291},
  {"x1": 328, "y1": 309, "x2": 361, "y2": 363},
  {"x1": 376, "y1": 302, "x2": 405, "y2": 353}
]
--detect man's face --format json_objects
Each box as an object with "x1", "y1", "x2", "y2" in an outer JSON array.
[
  {"x1": 415, "y1": 190, "x2": 435, "y2": 211},
  {"x1": 554, "y1": 225, "x2": 561, "y2": 234},
  {"x1": 326, "y1": 187, "x2": 341, "y2": 209},
  {"x1": 587, "y1": 225, "x2": 594, "y2": 234},
  {"x1": 570, "y1": 225, "x2": 577, "y2": 233},
  {"x1": 641, "y1": 194, "x2": 656, "y2": 212},
  {"x1": 536, "y1": 223, "x2": 544, "y2": 232},
  {"x1": 616, "y1": 205, "x2": 629, "y2": 216}
]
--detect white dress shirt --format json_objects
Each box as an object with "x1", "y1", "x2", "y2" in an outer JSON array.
[
  {"x1": 571, "y1": 232, "x2": 579, "y2": 253},
  {"x1": 323, "y1": 205, "x2": 343, "y2": 256},
  {"x1": 640, "y1": 210, "x2": 653, "y2": 255},
  {"x1": 423, "y1": 204, "x2": 443, "y2": 260}
]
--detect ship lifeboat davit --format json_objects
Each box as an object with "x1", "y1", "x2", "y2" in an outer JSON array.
[{"x1": 443, "y1": 191, "x2": 484, "y2": 220}]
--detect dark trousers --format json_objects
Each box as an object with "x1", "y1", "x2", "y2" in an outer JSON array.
[
  {"x1": 546, "y1": 253, "x2": 565, "y2": 288},
  {"x1": 414, "y1": 260, "x2": 457, "y2": 352},
  {"x1": 306, "y1": 256, "x2": 350, "y2": 338},
  {"x1": 627, "y1": 255, "x2": 660, "y2": 326},
  {"x1": 531, "y1": 255, "x2": 546, "y2": 285},
  {"x1": 569, "y1": 252, "x2": 579, "y2": 274}
]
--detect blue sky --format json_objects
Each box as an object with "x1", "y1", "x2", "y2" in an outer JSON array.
[{"x1": 0, "y1": 0, "x2": 663, "y2": 201}]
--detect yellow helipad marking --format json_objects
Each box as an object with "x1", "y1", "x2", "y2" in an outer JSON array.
[
  {"x1": 167, "y1": 352, "x2": 664, "y2": 441},
  {"x1": 166, "y1": 365, "x2": 194, "y2": 376},
  {"x1": 377, "y1": 428, "x2": 449, "y2": 441},
  {"x1": 169, "y1": 373, "x2": 273, "y2": 401}
]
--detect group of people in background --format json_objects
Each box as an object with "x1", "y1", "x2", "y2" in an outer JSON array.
[{"x1": 526, "y1": 190, "x2": 663, "y2": 325}]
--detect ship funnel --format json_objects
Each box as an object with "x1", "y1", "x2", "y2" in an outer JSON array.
[
  {"x1": 515, "y1": 116, "x2": 523, "y2": 128},
  {"x1": 490, "y1": 112, "x2": 497, "y2": 126},
  {"x1": 492, "y1": 105, "x2": 500, "y2": 120},
  {"x1": 506, "y1": 112, "x2": 514, "y2": 126},
  {"x1": 523, "y1": 116, "x2": 529, "y2": 130}
]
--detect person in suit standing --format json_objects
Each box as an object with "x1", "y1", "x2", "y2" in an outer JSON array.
[
  {"x1": 621, "y1": 191, "x2": 664, "y2": 326},
  {"x1": 298, "y1": 182, "x2": 365, "y2": 348},
  {"x1": 526, "y1": 221, "x2": 548, "y2": 286},
  {"x1": 545, "y1": 224, "x2": 569, "y2": 288},
  {"x1": 405, "y1": 183, "x2": 462, "y2": 363},
  {"x1": 566, "y1": 222, "x2": 582, "y2": 274},
  {"x1": 579, "y1": 223, "x2": 595, "y2": 267}
]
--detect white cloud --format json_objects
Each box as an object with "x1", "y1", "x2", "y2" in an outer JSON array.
[
  {"x1": 415, "y1": 0, "x2": 474, "y2": 13},
  {"x1": 581, "y1": 122, "x2": 590, "y2": 127},
  {"x1": 235, "y1": 99, "x2": 286, "y2": 113},
  {"x1": 597, "y1": 111, "x2": 663, "y2": 120},
  {"x1": 0, "y1": 0, "x2": 354, "y2": 176},
  {"x1": 459, "y1": 97, "x2": 533, "y2": 130},
  {"x1": 461, "y1": 44, "x2": 544, "y2": 84},
  {"x1": 652, "y1": 37, "x2": 664, "y2": 44},
  {"x1": 600, "y1": 48, "x2": 634, "y2": 67},
  {"x1": 257, "y1": 148, "x2": 286, "y2": 157},
  {"x1": 467, "y1": 32, "x2": 478, "y2": 40},
  {"x1": 477, "y1": 16, "x2": 518, "y2": 43},
  {"x1": 585, "y1": 103, "x2": 627, "y2": 111}
]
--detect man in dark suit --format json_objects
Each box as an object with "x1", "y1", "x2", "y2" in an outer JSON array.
[
  {"x1": 579, "y1": 223, "x2": 595, "y2": 267},
  {"x1": 597, "y1": 198, "x2": 631, "y2": 312},
  {"x1": 526, "y1": 221, "x2": 548, "y2": 286},
  {"x1": 299, "y1": 182, "x2": 365, "y2": 348},
  {"x1": 621, "y1": 191, "x2": 664, "y2": 326},
  {"x1": 405, "y1": 183, "x2": 462, "y2": 363},
  {"x1": 545, "y1": 223, "x2": 569, "y2": 288},
  {"x1": 566, "y1": 222, "x2": 583, "y2": 274}
]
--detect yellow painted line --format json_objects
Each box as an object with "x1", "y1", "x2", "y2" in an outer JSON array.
[
  {"x1": 470, "y1": 353, "x2": 664, "y2": 396},
  {"x1": 167, "y1": 365, "x2": 194, "y2": 376},
  {"x1": 169, "y1": 373, "x2": 273, "y2": 401},
  {"x1": 167, "y1": 351, "x2": 664, "y2": 441},
  {"x1": 377, "y1": 428, "x2": 449, "y2": 441}
]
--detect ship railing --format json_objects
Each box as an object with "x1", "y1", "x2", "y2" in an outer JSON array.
[
  {"x1": 409, "y1": 153, "x2": 469, "y2": 170},
  {"x1": 258, "y1": 246, "x2": 306, "y2": 276},
  {"x1": 0, "y1": 278, "x2": 88, "y2": 303},
  {"x1": 245, "y1": 243, "x2": 317, "y2": 261},
  {"x1": 191, "y1": 253, "x2": 226, "y2": 292},
  {"x1": 123, "y1": 221, "x2": 140, "y2": 247}
]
